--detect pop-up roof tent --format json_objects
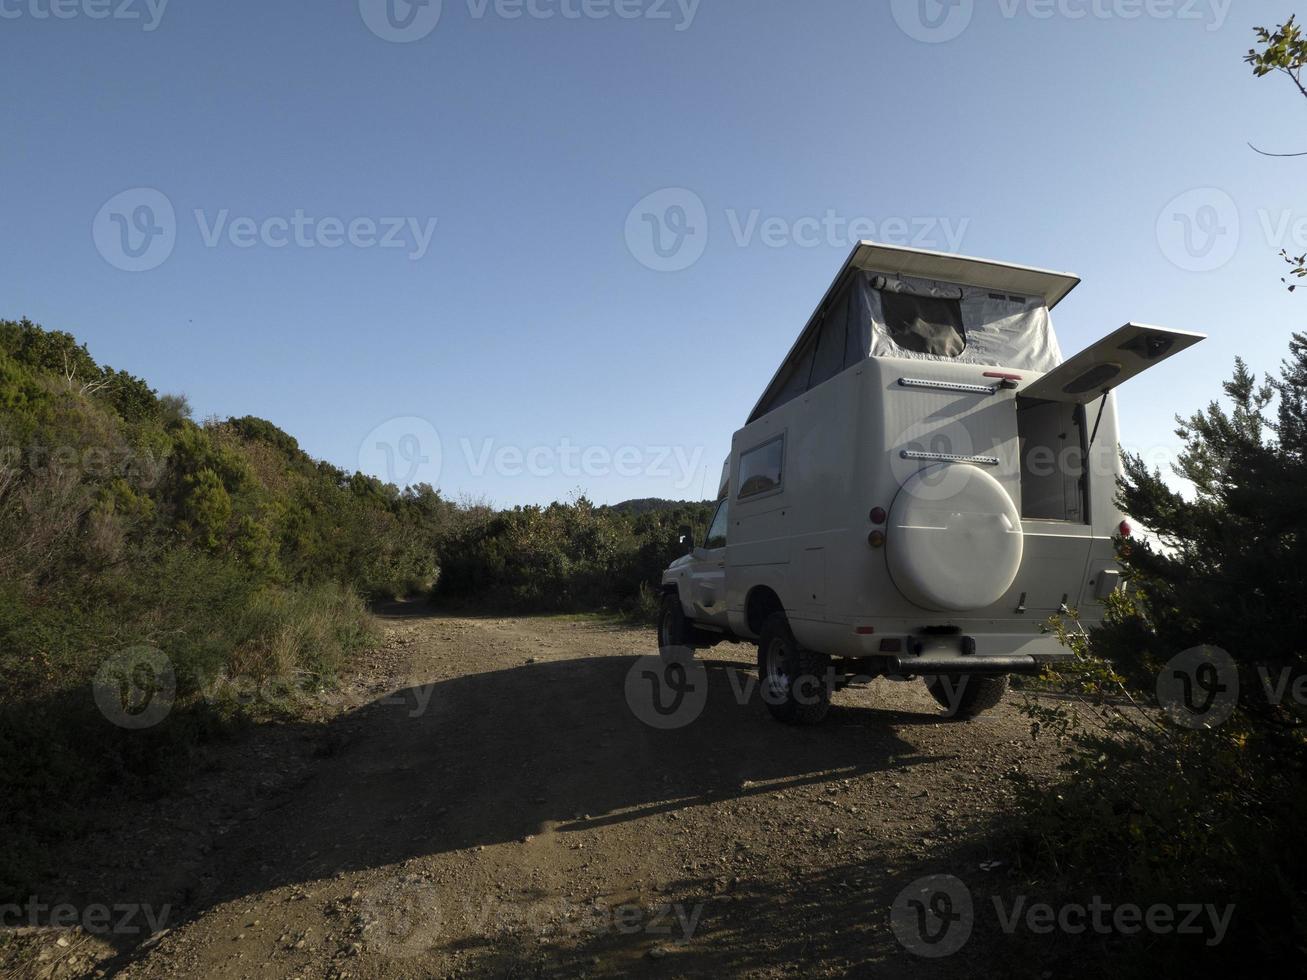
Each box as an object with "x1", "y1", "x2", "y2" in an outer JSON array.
[{"x1": 747, "y1": 243, "x2": 1082, "y2": 423}]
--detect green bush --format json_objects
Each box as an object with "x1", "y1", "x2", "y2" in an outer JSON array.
[
  {"x1": 434, "y1": 497, "x2": 713, "y2": 614},
  {"x1": 1008, "y1": 337, "x2": 1307, "y2": 974},
  {"x1": 0, "y1": 315, "x2": 710, "y2": 900}
]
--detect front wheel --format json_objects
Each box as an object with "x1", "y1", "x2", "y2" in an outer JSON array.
[
  {"x1": 657, "y1": 593, "x2": 694, "y2": 657},
  {"x1": 757, "y1": 612, "x2": 831, "y2": 725},
  {"x1": 924, "y1": 673, "x2": 1009, "y2": 719}
]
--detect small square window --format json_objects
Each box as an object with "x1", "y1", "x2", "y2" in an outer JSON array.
[{"x1": 738, "y1": 436, "x2": 785, "y2": 500}]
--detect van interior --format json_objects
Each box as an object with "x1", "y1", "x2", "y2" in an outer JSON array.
[{"x1": 1016, "y1": 397, "x2": 1089, "y2": 523}]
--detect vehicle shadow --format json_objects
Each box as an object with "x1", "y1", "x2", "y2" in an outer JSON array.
[{"x1": 35, "y1": 605, "x2": 967, "y2": 972}]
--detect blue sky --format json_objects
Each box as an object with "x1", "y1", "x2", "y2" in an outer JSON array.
[{"x1": 2, "y1": 0, "x2": 1303, "y2": 506}]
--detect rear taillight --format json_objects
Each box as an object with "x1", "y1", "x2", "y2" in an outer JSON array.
[
  {"x1": 870, "y1": 507, "x2": 887, "y2": 525},
  {"x1": 868, "y1": 530, "x2": 886, "y2": 549}
]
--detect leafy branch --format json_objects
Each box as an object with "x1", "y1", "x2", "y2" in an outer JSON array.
[{"x1": 1246, "y1": 17, "x2": 1307, "y2": 288}]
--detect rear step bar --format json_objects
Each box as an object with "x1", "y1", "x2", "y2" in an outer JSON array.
[{"x1": 888, "y1": 655, "x2": 1041, "y2": 675}]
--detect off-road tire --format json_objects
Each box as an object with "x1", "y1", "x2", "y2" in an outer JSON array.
[
  {"x1": 657, "y1": 593, "x2": 694, "y2": 658},
  {"x1": 757, "y1": 612, "x2": 831, "y2": 725},
  {"x1": 924, "y1": 673, "x2": 1009, "y2": 719}
]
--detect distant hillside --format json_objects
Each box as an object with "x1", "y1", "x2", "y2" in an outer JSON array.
[{"x1": 606, "y1": 497, "x2": 714, "y2": 516}]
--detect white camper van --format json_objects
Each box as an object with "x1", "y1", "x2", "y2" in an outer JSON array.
[{"x1": 658, "y1": 243, "x2": 1203, "y2": 722}]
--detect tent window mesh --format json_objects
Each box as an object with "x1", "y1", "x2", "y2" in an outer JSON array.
[{"x1": 880, "y1": 291, "x2": 966, "y2": 357}]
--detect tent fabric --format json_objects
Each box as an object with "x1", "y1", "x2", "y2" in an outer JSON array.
[
  {"x1": 859, "y1": 272, "x2": 1063, "y2": 372},
  {"x1": 749, "y1": 269, "x2": 1066, "y2": 422}
]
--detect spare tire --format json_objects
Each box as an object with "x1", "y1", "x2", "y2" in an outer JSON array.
[{"x1": 887, "y1": 462, "x2": 1022, "y2": 612}]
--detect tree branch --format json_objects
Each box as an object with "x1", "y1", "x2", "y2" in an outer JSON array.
[{"x1": 1248, "y1": 142, "x2": 1307, "y2": 157}]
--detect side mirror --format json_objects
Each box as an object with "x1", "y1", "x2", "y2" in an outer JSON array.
[{"x1": 677, "y1": 525, "x2": 695, "y2": 552}]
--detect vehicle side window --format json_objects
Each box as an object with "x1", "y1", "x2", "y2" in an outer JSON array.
[
  {"x1": 738, "y1": 436, "x2": 785, "y2": 500},
  {"x1": 704, "y1": 499, "x2": 729, "y2": 549}
]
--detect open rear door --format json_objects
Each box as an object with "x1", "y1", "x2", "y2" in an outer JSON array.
[{"x1": 1021, "y1": 323, "x2": 1206, "y2": 404}]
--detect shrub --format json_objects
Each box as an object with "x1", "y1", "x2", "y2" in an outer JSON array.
[{"x1": 1008, "y1": 337, "x2": 1307, "y2": 974}]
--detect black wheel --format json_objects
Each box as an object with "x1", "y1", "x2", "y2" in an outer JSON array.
[
  {"x1": 657, "y1": 593, "x2": 694, "y2": 657},
  {"x1": 924, "y1": 673, "x2": 1009, "y2": 719},
  {"x1": 757, "y1": 612, "x2": 831, "y2": 725}
]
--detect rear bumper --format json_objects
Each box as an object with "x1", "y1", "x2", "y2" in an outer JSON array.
[
  {"x1": 887, "y1": 654, "x2": 1043, "y2": 675},
  {"x1": 855, "y1": 629, "x2": 1071, "y2": 675}
]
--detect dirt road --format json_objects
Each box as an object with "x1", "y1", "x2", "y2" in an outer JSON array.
[{"x1": 14, "y1": 605, "x2": 1072, "y2": 978}]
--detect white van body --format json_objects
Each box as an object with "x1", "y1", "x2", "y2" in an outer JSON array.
[{"x1": 659, "y1": 243, "x2": 1203, "y2": 721}]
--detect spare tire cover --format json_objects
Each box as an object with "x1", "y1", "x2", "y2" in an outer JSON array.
[{"x1": 887, "y1": 463, "x2": 1023, "y2": 612}]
